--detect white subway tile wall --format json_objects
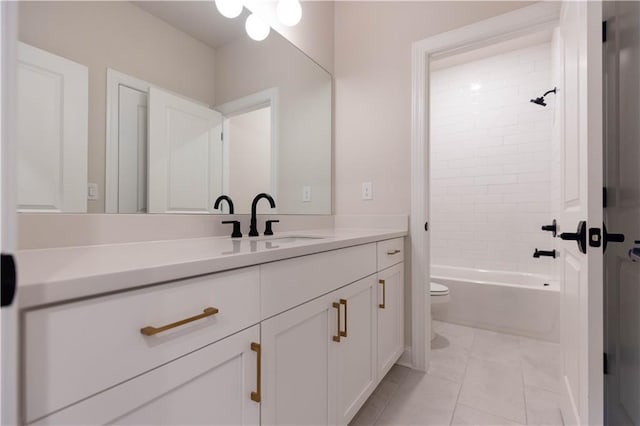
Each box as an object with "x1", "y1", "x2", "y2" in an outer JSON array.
[{"x1": 430, "y1": 43, "x2": 556, "y2": 275}]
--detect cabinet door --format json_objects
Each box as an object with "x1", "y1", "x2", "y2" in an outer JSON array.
[
  {"x1": 34, "y1": 326, "x2": 260, "y2": 426},
  {"x1": 335, "y1": 276, "x2": 378, "y2": 425},
  {"x1": 261, "y1": 292, "x2": 337, "y2": 426},
  {"x1": 377, "y1": 263, "x2": 404, "y2": 379}
]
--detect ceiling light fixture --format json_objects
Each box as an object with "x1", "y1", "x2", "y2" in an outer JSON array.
[
  {"x1": 214, "y1": 0, "x2": 243, "y2": 19},
  {"x1": 276, "y1": 0, "x2": 302, "y2": 27},
  {"x1": 245, "y1": 13, "x2": 270, "y2": 41}
]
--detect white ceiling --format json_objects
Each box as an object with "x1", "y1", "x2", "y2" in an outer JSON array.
[{"x1": 133, "y1": 1, "x2": 249, "y2": 49}]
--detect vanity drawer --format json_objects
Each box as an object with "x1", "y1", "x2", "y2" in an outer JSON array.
[
  {"x1": 377, "y1": 238, "x2": 404, "y2": 271},
  {"x1": 260, "y1": 243, "x2": 377, "y2": 319},
  {"x1": 24, "y1": 266, "x2": 260, "y2": 423}
]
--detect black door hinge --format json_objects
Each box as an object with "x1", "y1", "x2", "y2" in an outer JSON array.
[
  {"x1": 221, "y1": 132, "x2": 224, "y2": 141},
  {"x1": 1, "y1": 253, "x2": 17, "y2": 307},
  {"x1": 604, "y1": 352, "x2": 609, "y2": 375},
  {"x1": 424, "y1": 222, "x2": 429, "y2": 232},
  {"x1": 603, "y1": 187, "x2": 608, "y2": 208},
  {"x1": 603, "y1": 20, "x2": 608, "y2": 43}
]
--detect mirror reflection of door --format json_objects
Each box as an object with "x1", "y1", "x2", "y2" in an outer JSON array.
[
  {"x1": 147, "y1": 87, "x2": 223, "y2": 214},
  {"x1": 17, "y1": 42, "x2": 88, "y2": 213},
  {"x1": 223, "y1": 106, "x2": 272, "y2": 214},
  {"x1": 107, "y1": 71, "x2": 224, "y2": 215},
  {"x1": 117, "y1": 86, "x2": 148, "y2": 214}
]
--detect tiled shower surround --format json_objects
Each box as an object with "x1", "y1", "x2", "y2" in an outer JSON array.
[{"x1": 430, "y1": 43, "x2": 557, "y2": 275}]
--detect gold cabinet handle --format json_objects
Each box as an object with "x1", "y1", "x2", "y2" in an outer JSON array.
[
  {"x1": 250, "y1": 342, "x2": 261, "y2": 403},
  {"x1": 332, "y1": 302, "x2": 341, "y2": 342},
  {"x1": 379, "y1": 280, "x2": 386, "y2": 309},
  {"x1": 339, "y1": 299, "x2": 348, "y2": 338},
  {"x1": 387, "y1": 249, "x2": 401, "y2": 255},
  {"x1": 140, "y1": 307, "x2": 219, "y2": 336}
]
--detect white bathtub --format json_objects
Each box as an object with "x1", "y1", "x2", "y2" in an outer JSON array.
[{"x1": 430, "y1": 265, "x2": 560, "y2": 342}]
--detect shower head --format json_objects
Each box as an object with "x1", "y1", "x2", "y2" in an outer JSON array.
[
  {"x1": 530, "y1": 87, "x2": 557, "y2": 107},
  {"x1": 530, "y1": 97, "x2": 547, "y2": 107}
]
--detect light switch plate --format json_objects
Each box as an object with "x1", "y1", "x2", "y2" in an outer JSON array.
[
  {"x1": 302, "y1": 186, "x2": 312, "y2": 202},
  {"x1": 87, "y1": 183, "x2": 98, "y2": 201},
  {"x1": 362, "y1": 182, "x2": 373, "y2": 200}
]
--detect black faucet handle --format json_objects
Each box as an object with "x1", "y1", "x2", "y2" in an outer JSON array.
[
  {"x1": 264, "y1": 220, "x2": 280, "y2": 236},
  {"x1": 222, "y1": 220, "x2": 242, "y2": 238}
]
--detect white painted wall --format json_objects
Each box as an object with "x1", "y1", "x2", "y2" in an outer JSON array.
[
  {"x1": 227, "y1": 107, "x2": 272, "y2": 214},
  {"x1": 333, "y1": 1, "x2": 533, "y2": 215},
  {"x1": 430, "y1": 43, "x2": 556, "y2": 276}
]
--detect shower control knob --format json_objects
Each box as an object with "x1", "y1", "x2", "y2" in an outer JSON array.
[{"x1": 541, "y1": 219, "x2": 557, "y2": 237}]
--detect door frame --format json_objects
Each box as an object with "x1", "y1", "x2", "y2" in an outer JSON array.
[
  {"x1": 105, "y1": 69, "x2": 152, "y2": 213},
  {"x1": 410, "y1": 2, "x2": 561, "y2": 371},
  {"x1": 215, "y1": 87, "x2": 279, "y2": 210},
  {"x1": 1, "y1": 1, "x2": 18, "y2": 424}
]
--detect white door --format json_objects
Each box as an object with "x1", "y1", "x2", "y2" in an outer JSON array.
[
  {"x1": 556, "y1": 2, "x2": 604, "y2": 424},
  {"x1": 148, "y1": 87, "x2": 222, "y2": 214},
  {"x1": 118, "y1": 86, "x2": 148, "y2": 213},
  {"x1": 16, "y1": 42, "x2": 88, "y2": 212},
  {"x1": 377, "y1": 263, "x2": 404, "y2": 380},
  {"x1": 603, "y1": 2, "x2": 640, "y2": 425},
  {"x1": 261, "y1": 292, "x2": 337, "y2": 426},
  {"x1": 335, "y1": 276, "x2": 377, "y2": 425},
  {"x1": 1, "y1": 2, "x2": 18, "y2": 424}
]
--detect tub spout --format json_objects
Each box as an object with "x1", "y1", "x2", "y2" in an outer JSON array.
[{"x1": 533, "y1": 249, "x2": 556, "y2": 258}]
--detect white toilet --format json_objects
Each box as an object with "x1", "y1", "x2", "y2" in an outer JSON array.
[{"x1": 429, "y1": 281, "x2": 450, "y2": 341}]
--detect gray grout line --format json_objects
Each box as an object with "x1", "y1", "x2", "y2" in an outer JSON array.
[
  {"x1": 518, "y1": 337, "x2": 529, "y2": 425},
  {"x1": 448, "y1": 328, "x2": 476, "y2": 425},
  {"x1": 372, "y1": 368, "x2": 409, "y2": 426}
]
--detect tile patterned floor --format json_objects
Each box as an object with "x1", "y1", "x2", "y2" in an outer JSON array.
[{"x1": 350, "y1": 321, "x2": 564, "y2": 426}]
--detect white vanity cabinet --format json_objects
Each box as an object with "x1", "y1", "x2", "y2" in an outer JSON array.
[
  {"x1": 33, "y1": 325, "x2": 261, "y2": 426},
  {"x1": 21, "y1": 235, "x2": 406, "y2": 426},
  {"x1": 24, "y1": 267, "x2": 261, "y2": 424},
  {"x1": 376, "y1": 238, "x2": 405, "y2": 379},
  {"x1": 260, "y1": 276, "x2": 378, "y2": 426}
]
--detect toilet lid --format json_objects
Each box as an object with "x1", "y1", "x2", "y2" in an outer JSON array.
[{"x1": 430, "y1": 282, "x2": 449, "y2": 295}]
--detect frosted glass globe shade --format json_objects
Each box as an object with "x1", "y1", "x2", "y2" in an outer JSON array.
[
  {"x1": 245, "y1": 13, "x2": 270, "y2": 41},
  {"x1": 276, "y1": 0, "x2": 302, "y2": 27},
  {"x1": 215, "y1": 0, "x2": 243, "y2": 19}
]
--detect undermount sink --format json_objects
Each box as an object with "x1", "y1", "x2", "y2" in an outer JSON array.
[{"x1": 263, "y1": 236, "x2": 326, "y2": 244}]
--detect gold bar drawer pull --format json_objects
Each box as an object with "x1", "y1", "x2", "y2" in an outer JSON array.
[
  {"x1": 250, "y1": 342, "x2": 261, "y2": 403},
  {"x1": 379, "y1": 280, "x2": 386, "y2": 309},
  {"x1": 387, "y1": 249, "x2": 401, "y2": 255},
  {"x1": 140, "y1": 307, "x2": 219, "y2": 336}
]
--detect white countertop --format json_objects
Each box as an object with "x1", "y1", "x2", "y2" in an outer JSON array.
[{"x1": 16, "y1": 228, "x2": 406, "y2": 309}]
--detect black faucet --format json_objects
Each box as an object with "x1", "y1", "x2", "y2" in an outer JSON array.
[
  {"x1": 249, "y1": 193, "x2": 276, "y2": 237},
  {"x1": 214, "y1": 195, "x2": 234, "y2": 214}
]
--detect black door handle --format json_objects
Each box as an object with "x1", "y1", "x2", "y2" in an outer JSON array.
[
  {"x1": 603, "y1": 223, "x2": 625, "y2": 253},
  {"x1": 1, "y1": 253, "x2": 17, "y2": 307},
  {"x1": 559, "y1": 221, "x2": 587, "y2": 254}
]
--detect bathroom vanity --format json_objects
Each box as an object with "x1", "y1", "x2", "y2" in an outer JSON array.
[{"x1": 17, "y1": 229, "x2": 406, "y2": 425}]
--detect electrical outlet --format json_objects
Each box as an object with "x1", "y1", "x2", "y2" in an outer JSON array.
[
  {"x1": 87, "y1": 183, "x2": 98, "y2": 201},
  {"x1": 362, "y1": 182, "x2": 373, "y2": 200},
  {"x1": 302, "y1": 186, "x2": 312, "y2": 202}
]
